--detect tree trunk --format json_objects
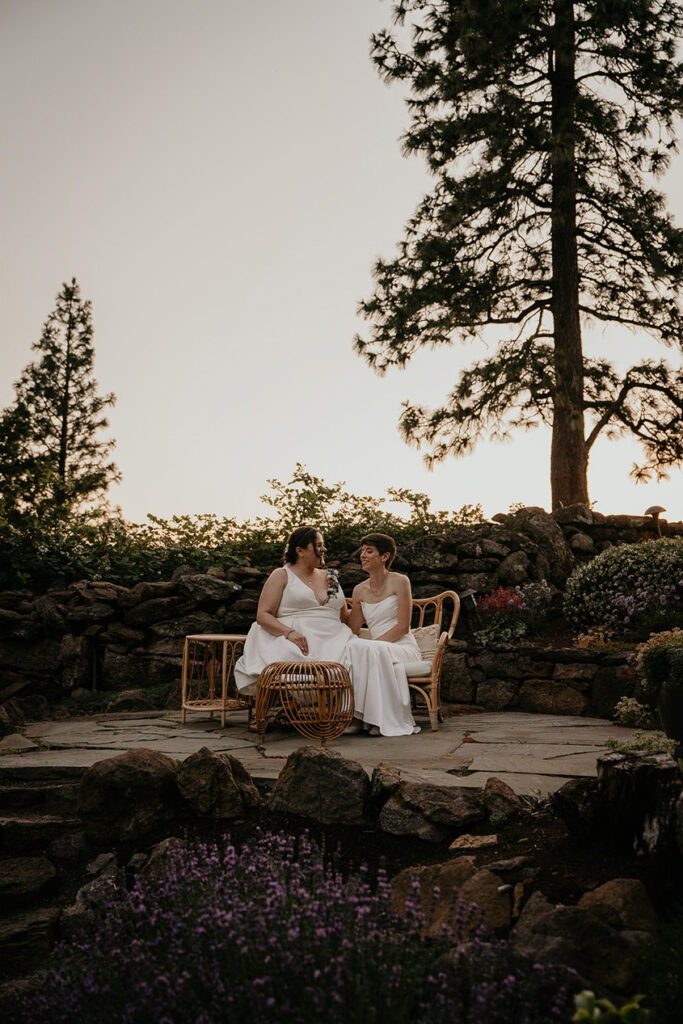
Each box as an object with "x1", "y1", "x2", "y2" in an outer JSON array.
[
  {"x1": 56, "y1": 293, "x2": 74, "y2": 507},
  {"x1": 550, "y1": 0, "x2": 588, "y2": 509}
]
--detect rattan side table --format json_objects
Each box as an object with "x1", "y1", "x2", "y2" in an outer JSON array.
[
  {"x1": 181, "y1": 634, "x2": 249, "y2": 728},
  {"x1": 254, "y1": 661, "x2": 354, "y2": 746}
]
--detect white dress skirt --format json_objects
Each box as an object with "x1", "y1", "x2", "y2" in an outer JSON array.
[
  {"x1": 343, "y1": 594, "x2": 420, "y2": 736},
  {"x1": 234, "y1": 566, "x2": 353, "y2": 695}
]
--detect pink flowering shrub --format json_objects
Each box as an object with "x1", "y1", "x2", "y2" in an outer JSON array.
[{"x1": 475, "y1": 581, "x2": 552, "y2": 646}]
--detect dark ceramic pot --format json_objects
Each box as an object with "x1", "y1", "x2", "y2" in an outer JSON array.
[{"x1": 657, "y1": 681, "x2": 683, "y2": 743}]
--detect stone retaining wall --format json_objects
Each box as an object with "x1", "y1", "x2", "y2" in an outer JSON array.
[
  {"x1": 1, "y1": 503, "x2": 675, "y2": 718},
  {"x1": 442, "y1": 643, "x2": 637, "y2": 719}
]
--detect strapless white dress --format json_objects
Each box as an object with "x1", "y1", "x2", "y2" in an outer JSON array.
[
  {"x1": 234, "y1": 566, "x2": 352, "y2": 695},
  {"x1": 343, "y1": 594, "x2": 420, "y2": 736}
]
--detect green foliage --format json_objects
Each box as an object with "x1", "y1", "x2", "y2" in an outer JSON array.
[
  {"x1": 572, "y1": 989, "x2": 651, "y2": 1022},
  {"x1": 473, "y1": 580, "x2": 552, "y2": 647},
  {"x1": 356, "y1": 0, "x2": 683, "y2": 502},
  {"x1": 563, "y1": 539, "x2": 683, "y2": 638},
  {"x1": 605, "y1": 731, "x2": 677, "y2": 756},
  {"x1": 575, "y1": 628, "x2": 634, "y2": 653},
  {"x1": 0, "y1": 464, "x2": 484, "y2": 589},
  {"x1": 613, "y1": 697, "x2": 658, "y2": 731},
  {"x1": 0, "y1": 278, "x2": 119, "y2": 519},
  {"x1": 636, "y1": 629, "x2": 683, "y2": 700}
]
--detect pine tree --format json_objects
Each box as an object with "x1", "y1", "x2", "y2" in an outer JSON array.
[
  {"x1": 1, "y1": 278, "x2": 119, "y2": 515},
  {"x1": 356, "y1": 0, "x2": 683, "y2": 508}
]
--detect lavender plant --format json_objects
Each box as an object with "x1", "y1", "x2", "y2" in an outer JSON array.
[{"x1": 15, "y1": 831, "x2": 575, "y2": 1023}]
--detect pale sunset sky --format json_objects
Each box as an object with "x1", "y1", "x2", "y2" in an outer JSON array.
[{"x1": 2, "y1": 0, "x2": 682, "y2": 525}]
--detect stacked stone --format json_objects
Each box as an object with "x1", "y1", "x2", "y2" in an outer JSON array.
[
  {"x1": 442, "y1": 644, "x2": 637, "y2": 719},
  {"x1": 2, "y1": 504, "x2": 681, "y2": 724}
]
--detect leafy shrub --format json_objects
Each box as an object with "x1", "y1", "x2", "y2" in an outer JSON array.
[
  {"x1": 0, "y1": 465, "x2": 484, "y2": 590},
  {"x1": 575, "y1": 629, "x2": 634, "y2": 653},
  {"x1": 613, "y1": 697, "x2": 657, "y2": 730},
  {"x1": 564, "y1": 540, "x2": 683, "y2": 639},
  {"x1": 14, "y1": 831, "x2": 575, "y2": 1024},
  {"x1": 636, "y1": 628, "x2": 683, "y2": 701},
  {"x1": 572, "y1": 989, "x2": 651, "y2": 1022},
  {"x1": 474, "y1": 581, "x2": 552, "y2": 646},
  {"x1": 605, "y1": 730, "x2": 677, "y2": 756}
]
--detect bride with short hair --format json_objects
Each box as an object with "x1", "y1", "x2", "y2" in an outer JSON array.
[{"x1": 344, "y1": 533, "x2": 421, "y2": 736}]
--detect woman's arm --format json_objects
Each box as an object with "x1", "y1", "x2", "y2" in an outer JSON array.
[
  {"x1": 346, "y1": 587, "x2": 365, "y2": 635},
  {"x1": 255, "y1": 569, "x2": 293, "y2": 637},
  {"x1": 256, "y1": 568, "x2": 309, "y2": 654},
  {"x1": 373, "y1": 574, "x2": 413, "y2": 643}
]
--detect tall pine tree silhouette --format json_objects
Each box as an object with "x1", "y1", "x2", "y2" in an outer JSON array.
[
  {"x1": 1, "y1": 278, "x2": 119, "y2": 516},
  {"x1": 357, "y1": 0, "x2": 683, "y2": 507}
]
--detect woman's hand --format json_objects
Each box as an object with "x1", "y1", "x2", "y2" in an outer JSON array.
[{"x1": 287, "y1": 630, "x2": 309, "y2": 656}]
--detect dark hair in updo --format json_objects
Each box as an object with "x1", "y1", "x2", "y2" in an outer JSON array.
[
  {"x1": 360, "y1": 533, "x2": 397, "y2": 568},
  {"x1": 284, "y1": 525, "x2": 320, "y2": 565}
]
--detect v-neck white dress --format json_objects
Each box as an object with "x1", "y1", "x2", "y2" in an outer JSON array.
[
  {"x1": 234, "y1": 566, "x2": 352, "y2": 695},
  {"x1": 343, "y1": 595, "x2": 420, "y2": 736}
]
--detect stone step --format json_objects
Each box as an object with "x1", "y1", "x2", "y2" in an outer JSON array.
[
  {"x1": 0, "y1": 812, "x2": 82, "y2": 855},
  {"x1": 0, "y1": 855, "x2": 58, "y2": 910},
  {"x1": 0, "y1": 764, "x2": 85, "y2": 784},
  {"x1": 0, "y1": 781, "x2": 80, "y2": 817},
  {"x1": 0, "y1": 905, "x2": 60, "y2": 982}
]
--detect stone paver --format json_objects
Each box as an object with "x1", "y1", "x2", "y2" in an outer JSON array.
[{"x1": 0, "y1": 709, "x2": 638, "y2": 797}]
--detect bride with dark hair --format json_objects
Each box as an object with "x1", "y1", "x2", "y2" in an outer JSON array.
[
  {"x1": 235, "y1": 525, "x2": 420, "y2": 738},
  {"x1": 234, "y1": 525, "x2": 352, "y2": 695}
]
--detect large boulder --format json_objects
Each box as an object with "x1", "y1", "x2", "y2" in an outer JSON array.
[
  {"x1": 78, "y1": 748, "x2": 178, "y2": 843},
  {"x1": 577, "y1": 878, "x2": 658, "y2": 932},
  {"x1": 379, "y1": 781, "x2": 486, "y2": 843},
  {"x1": 176, "y1": 747, "x2": 261, "y2": 819},
  {"x1": 505, "y1": 507, "x2": 575, "y2": 586},
  {"x1": 268, "y1": 746, "x2": 370, "y2": 825},
  {"x1": 391, "y1": 857, "x2": 511, "y2": 936},
  {"x1": 511, "y1": 891, "x2": 642, "y2": 994},
  {"x1": 482, "y1": 776, "x2": 524, "y2": 819}
]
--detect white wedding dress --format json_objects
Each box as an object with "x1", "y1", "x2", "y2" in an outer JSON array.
[
  {"x1": 234, "y1": 566, "x2": 352, "y2": 695},
  {"x1": 343, "y1": 594, "x2": 420, "y2": 736}
]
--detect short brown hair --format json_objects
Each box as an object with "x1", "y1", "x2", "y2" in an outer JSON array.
[{"x1": 360, "y1": 533, "x2": 397, "y2": 568}]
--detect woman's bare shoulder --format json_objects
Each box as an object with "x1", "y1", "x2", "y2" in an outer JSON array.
[
  {"x1": 266, "y1": 566, "x2": 288, "y2": 585},
  {"x1": 389, "y1": 571, "x2": 411, "y2": 587}
]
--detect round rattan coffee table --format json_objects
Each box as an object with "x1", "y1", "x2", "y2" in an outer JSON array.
[{"x1": 254, "y1": 661, "x2": 354, "y2": 745}]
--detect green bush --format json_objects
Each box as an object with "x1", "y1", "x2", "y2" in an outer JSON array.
[
  {"x1": 563, "y1": 539, "x2": 683, "y2": 639},
  {"x1": 0, "y1": 464, "x2": 484, "y2": 590},
  {"x1": 636, "y1": 629, "x2": 683, "y2": 701}
]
